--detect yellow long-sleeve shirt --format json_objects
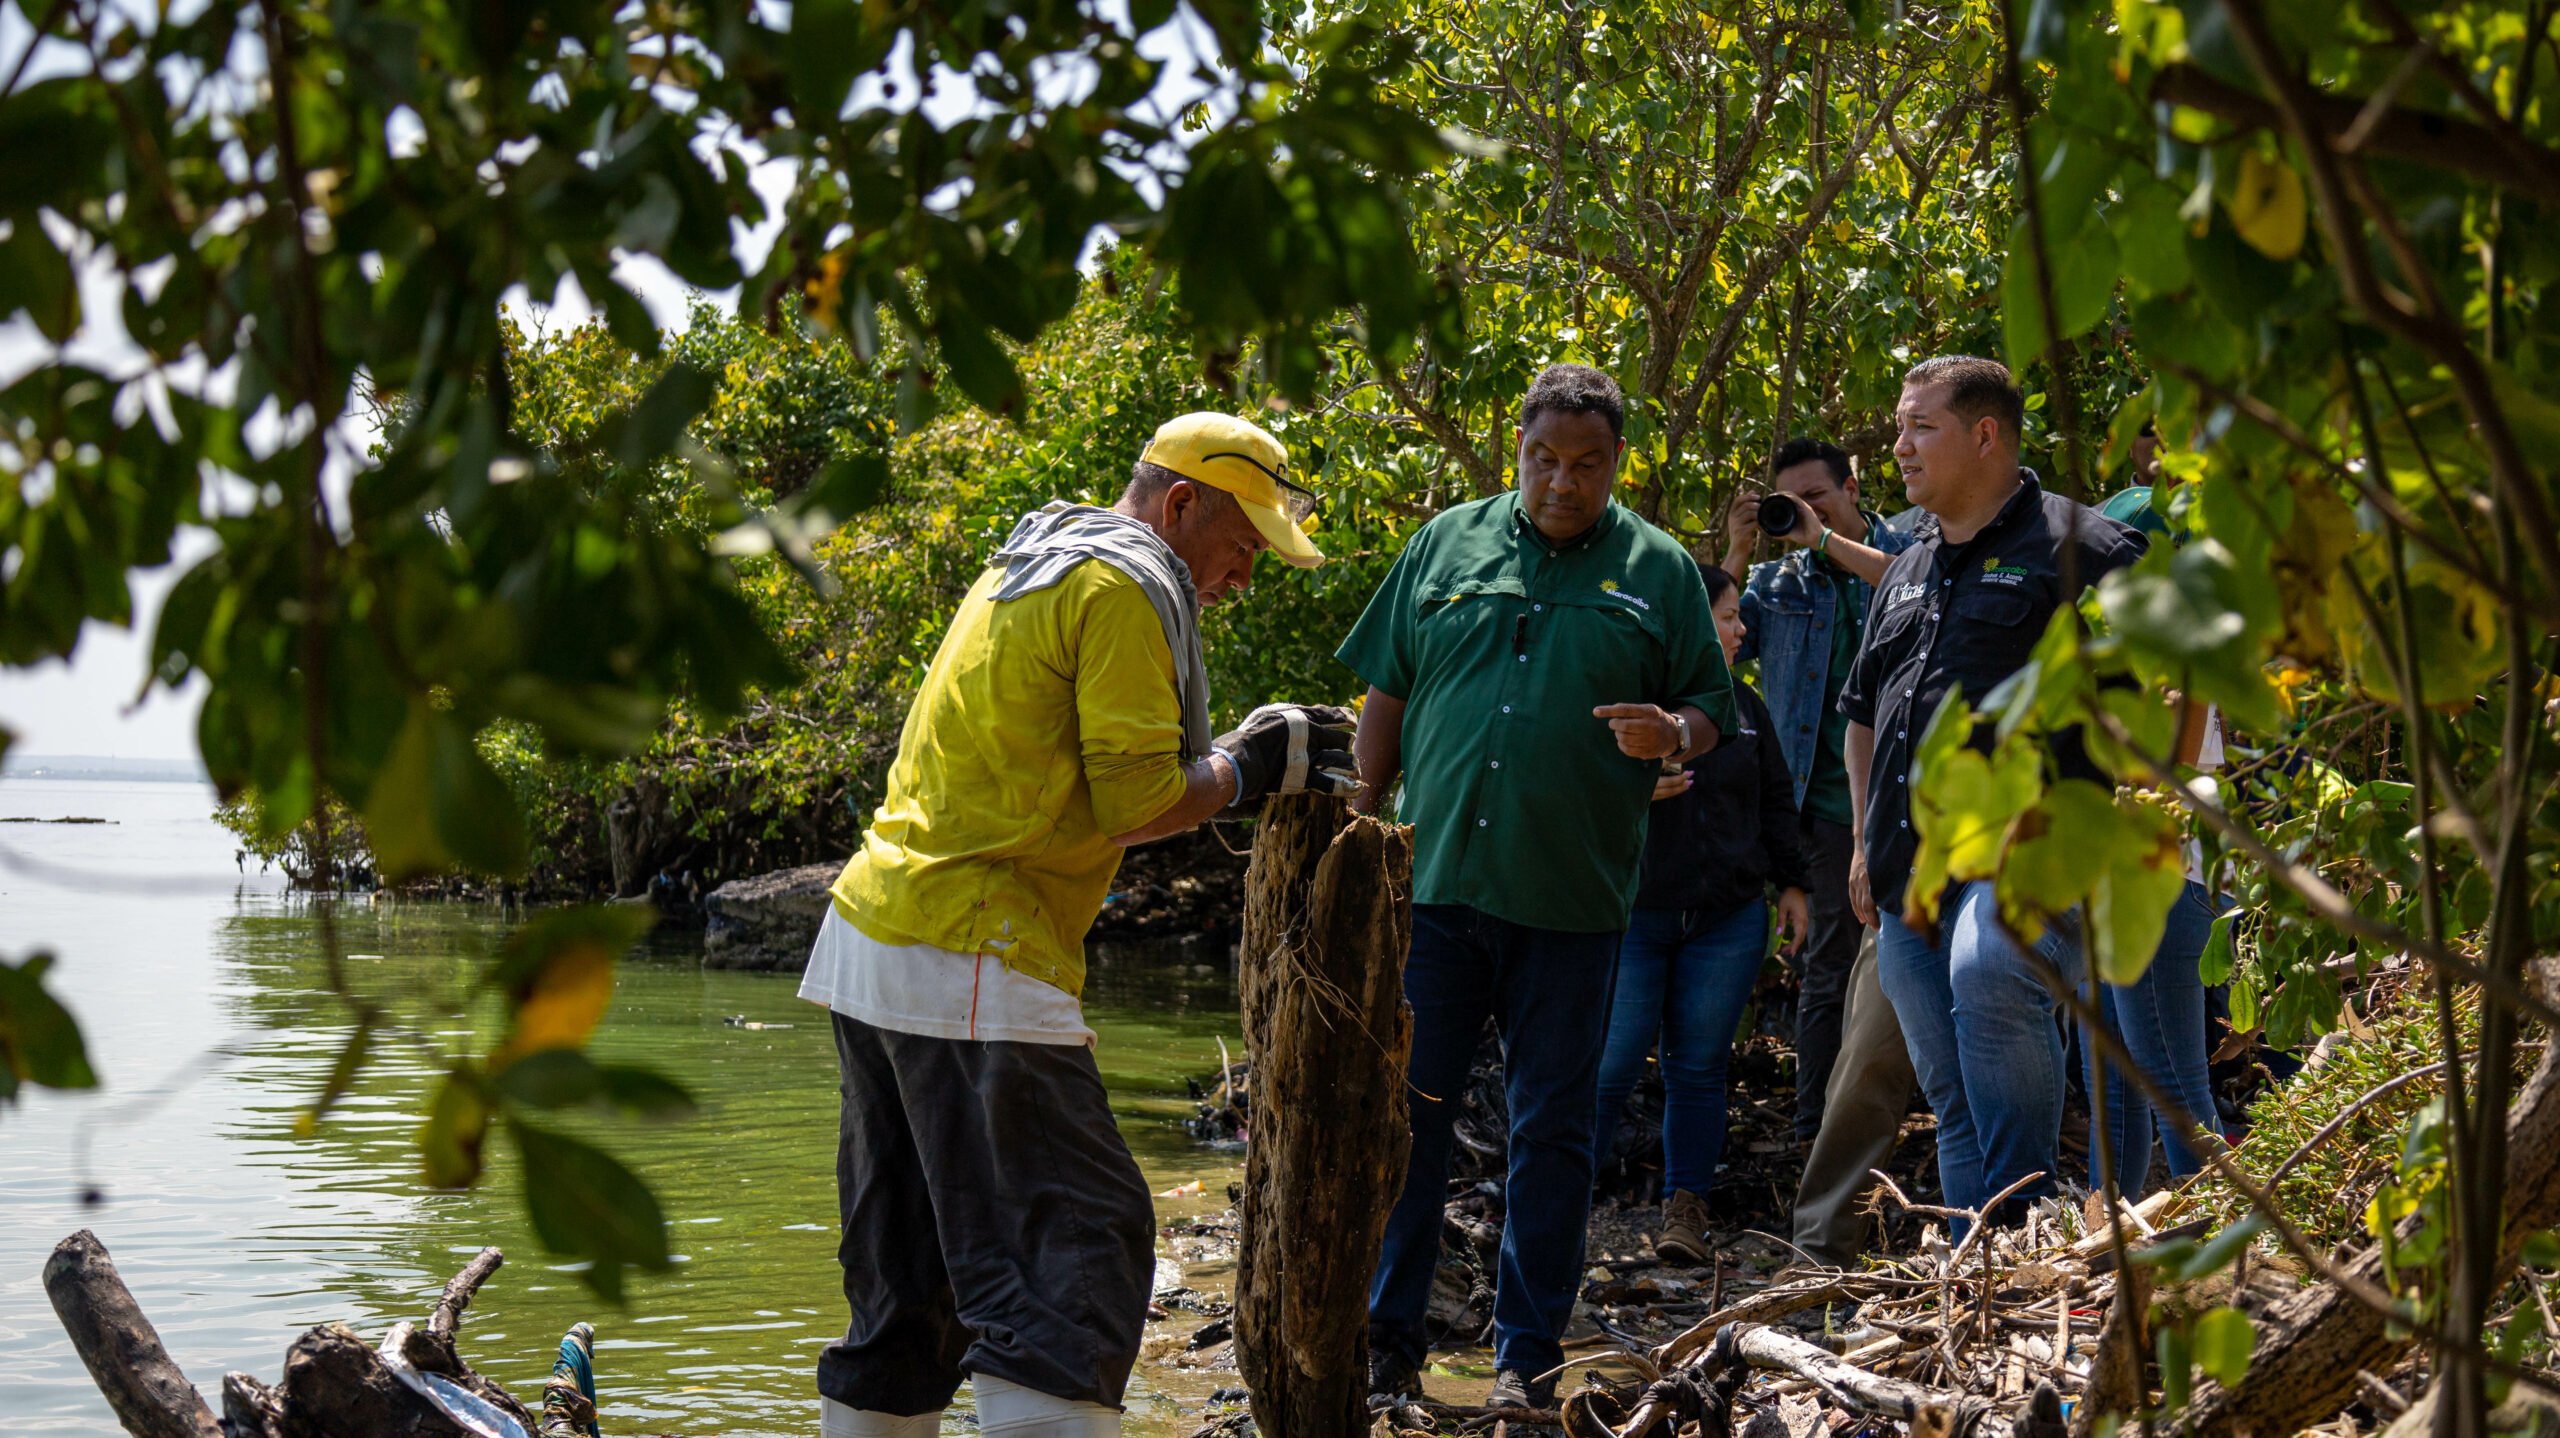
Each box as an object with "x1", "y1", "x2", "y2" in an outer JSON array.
[{"x1": 830, "y1": 558, "x2": 1189, "y2": 998}]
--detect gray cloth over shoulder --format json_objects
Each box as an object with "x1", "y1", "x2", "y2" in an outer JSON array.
[{"x1": 990, "y1": 501, "x2": 1213, "y2": 761}]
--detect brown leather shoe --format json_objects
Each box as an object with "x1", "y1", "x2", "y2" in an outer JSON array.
[{"x1": 1657, "y1": 1188, "x2": 1712, "y2": 1264}]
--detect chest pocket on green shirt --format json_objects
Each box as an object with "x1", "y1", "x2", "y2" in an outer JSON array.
[
  {"x1": 1540, "y1": 590, "x2": 1667, "y2": 702},
  {"x1": 1414, "y1": 577, "x2": 1526, "y2": 675}
]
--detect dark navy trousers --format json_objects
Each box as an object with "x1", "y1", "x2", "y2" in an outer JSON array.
[{"x1": 1367, "y1": 904, "x2": 1621, "y2": 1379}]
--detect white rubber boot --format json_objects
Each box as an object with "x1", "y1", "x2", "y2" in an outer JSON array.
[
  {"x1": 971, "y1": 1373, "x2": 1121, "y2": 1438},
  {"x1": 820, "y1": 1396, "x2": 943, "y2": 1438}
]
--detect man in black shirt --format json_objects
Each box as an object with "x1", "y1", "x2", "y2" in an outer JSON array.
[{"x1": 1840, "y1": 356, "x2": 2146, "y2": 1224}]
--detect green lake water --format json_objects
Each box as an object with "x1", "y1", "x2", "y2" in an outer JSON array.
[{"x1": 1, "y1": 779, "x2": 1248, "y2": 1435}]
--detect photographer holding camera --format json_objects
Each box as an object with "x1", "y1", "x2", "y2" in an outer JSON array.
[{"x1": 1715, "y1": 439, "x2": 1917, "y2": 1267}]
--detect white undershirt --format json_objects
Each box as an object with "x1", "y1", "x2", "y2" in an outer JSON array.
[{"x1": 798, "y1": 907, "x2": 1096, "y2": 1047}]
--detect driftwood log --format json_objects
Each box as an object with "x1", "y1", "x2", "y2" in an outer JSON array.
[
  {"x1": 1235, "y1": 793, "x2": 1416, "y2": 1438},
  {"x1": 46, "y1": 1230, "x2": 547, "y2": 1438},
  {"x1": 43, "y1": 1230, "x2": 223, "y2": 1438}
]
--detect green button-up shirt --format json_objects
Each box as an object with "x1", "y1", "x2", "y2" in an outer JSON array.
[{"x1": 1336, "y1": 493, "x2": 1737, "y2": 933}]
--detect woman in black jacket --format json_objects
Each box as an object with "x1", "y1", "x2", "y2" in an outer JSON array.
[{"x1": 1592, "y1": 561, "x2": 1809, "y2": 1262}]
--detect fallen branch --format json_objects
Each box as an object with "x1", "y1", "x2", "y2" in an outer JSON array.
[
  {"x1": 429, "y1": 1247, "x2": 503, "y2": 1341},
  {"x1": 1653, "y1": 1276, "x2": 1864, "y2": 1368},
  {"x1": 1716, "y1": 1322, "x2": 2065, "y2": 1438}
]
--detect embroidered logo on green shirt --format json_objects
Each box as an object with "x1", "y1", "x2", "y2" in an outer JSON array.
[
  {"x1": 1598, "y1": 579, "x2": 1652, "y2": 610},
  {"x1": 1981, "y1": 556, "x2": 2031, "y2": 586}
]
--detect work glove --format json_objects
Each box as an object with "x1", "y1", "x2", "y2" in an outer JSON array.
[{"x1": 1213, "y1": 703, "x2": 1359, "y2": 806}]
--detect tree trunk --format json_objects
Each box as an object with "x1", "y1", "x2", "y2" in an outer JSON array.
[
  {"x1": 1235, "y1": 794, "x2": 1416, "y2": 1438},
  {"x1": 2181, "y1": 963, "x2": 2560, "y2": 1438}
]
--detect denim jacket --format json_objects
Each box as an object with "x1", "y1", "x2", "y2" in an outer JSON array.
[{"x1": 1735, "y1": 509, "x2": 1918, "y2": 807}]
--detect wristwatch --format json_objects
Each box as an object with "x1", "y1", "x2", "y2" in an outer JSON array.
[{"x1": 1669, "y1": 711, "x2": 1691, "y2": 756}]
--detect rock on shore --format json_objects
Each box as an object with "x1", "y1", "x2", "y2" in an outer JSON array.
[
  {"x1": 701, "y1": 861, "x2": 839, "y2": 971},
  {"x1": 698, "y1": 826, "x2": 1252, "y2": 972}
]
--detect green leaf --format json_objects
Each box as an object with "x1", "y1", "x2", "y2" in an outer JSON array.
[
  {"x1": 2522, "y1": 1230, "x2": 2560, "y2": 1269},
  {"x1": 2157, "y1": 1320, "x2": 2193, "y2": 1415},
  {"x1": 360, "y1": 703, "x2": 529, "y2": 881},
  {"x1": 0, "y1": 81, "x2": 119, "y2": 216},
  {"x1": 788, "y1": 0, "x2": 876, "y2": 124},
  {"x1": 934, "y1": 312, "x2": 1025, "y2": 418},
  {"x1": 1986, "y1": 603, "x2": 2089, "y2": 742},
  {"x1": 790, "y1": 452, "x2": 891, "y2": 528},
  {"x1": 2090, "y1": 794, "x2": 2187, "y2": 985},
  {"x1": 2003, "y1": 207, "x2": 2118, "y2": 366},
  {"x1": 0, "y1": 219, "x2": 78, "y2": 342},
  {"x1": 2088, "y1": 686, "x2": 2184, "y2": 782},
  {"x1": 596, "y1": 276, "x2": 665, "y2": 361},
  {"x1": 2186, "y1": 213, "x2": 2294, "y2": 326},
  {"x1": 489, "y1": 678, "x2": 665, "y2": 757},
  {"x1": 492, "y1": 1047, "x2": 603, "y2": 1108},
  {"x1": 1997, "y1": 779, "x2": 2119, "y2": 941},
  {"x1": 0, "y1": 951, "x2": 99, "y2": 1103},
  {"x1": 510, "y1": 1118, "x2": 673, "y2": 1301},
  {"x1": 2176, "y1": 1215, "x2": 2269, "y2": 1282},
  {"x1": 2229, "y1": 973, "x2": 2261, "y2": 1031},
  {"x1": 2097, "y1": 541, "x2": 2286, "y2": 734},
  {"x1": 419, "y1": 1071, "x2": 491, "y2": 1188},
  {"x1": 599, "y1": 364, "x2": 717, "y2": 467},
  {"x1": 1908, "y1": 731, "x2": 2045, "y2": 928},
  {"x1": 493, "y1": 1048, "x2": 697, "y2": 1119},
  {"x1": 2111, "y1": 184, "x2": 2194, "y2": 299},
  {"x1": 594, "y1": 1065, "x2": 700, "y2": 1119},
  {"x1": 2197, "y1": 909, "x2": 2238, "y2": 987},
  {"x1": 2191, "y1": 1306, "x2": 2256, "y2": 1387}
]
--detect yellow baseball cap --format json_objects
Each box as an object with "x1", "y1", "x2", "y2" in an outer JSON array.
[{"x1": 1139, "y1": 412, "x2": 1325, "y2": 568}]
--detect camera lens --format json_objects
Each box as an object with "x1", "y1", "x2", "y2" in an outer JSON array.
[{"x1": 1757, "y1": 493, "x2": 1800, "y2": 536}]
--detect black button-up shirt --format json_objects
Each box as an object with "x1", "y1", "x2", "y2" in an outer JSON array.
[{"x1": 1839, "y1": 471, "x2": 2148, "y2": 914}]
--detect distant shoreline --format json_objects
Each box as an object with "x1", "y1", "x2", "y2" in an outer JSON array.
[{"x1": 1, "y1": 756, "x2": 210, "y2": 785}]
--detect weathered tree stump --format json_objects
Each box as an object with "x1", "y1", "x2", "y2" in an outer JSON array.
[{"x1": 1235, "y1": 793, "x2": 1415, "y2": 1438}]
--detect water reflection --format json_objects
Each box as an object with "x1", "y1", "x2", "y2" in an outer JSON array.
[{"x1": 2, "y1": 781, "x2": 1244, "y2": 1436}]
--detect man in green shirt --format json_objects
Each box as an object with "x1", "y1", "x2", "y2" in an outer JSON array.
[{"x1": 1340, "y1": 364, "x2": 1736, "y2": 1409}]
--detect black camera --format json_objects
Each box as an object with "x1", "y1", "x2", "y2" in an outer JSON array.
[{"x1": 1757, "y1": 493, "x2": 1803, "y2": 537}]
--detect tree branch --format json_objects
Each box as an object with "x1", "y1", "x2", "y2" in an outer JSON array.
[
  {"x1": 2150, "y1": 62, "x2": 2560, "y2": 212},
  {"x1": 1380, "y1": 367, "x2": 1502, "y2": 496},
  {"x1": 1667, "y1": 65, "x2": 1923, "y2": 461}
]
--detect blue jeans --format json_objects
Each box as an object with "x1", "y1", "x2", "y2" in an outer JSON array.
[
  {"x1": 1369, "y1": 905, "x2": 1621, "y2": 1379},
  {"x1": 1592, "y1": 902, "x2": 1770, "y2": 1196},
  {"x1": 2088, "y1": 882, "x2": 2223, "y2": 1194},
  {"x1": 1876, "y1": 881, "x2": 2082, "y2": 1225}
]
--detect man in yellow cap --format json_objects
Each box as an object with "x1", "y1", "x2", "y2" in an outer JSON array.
[{"x1": 800, "y1": 413, "x2": 1352, "y2": 1438}]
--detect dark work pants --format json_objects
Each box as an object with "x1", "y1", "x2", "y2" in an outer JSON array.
[
  {"x1": 1792, "y1": 814, "x2": 1862, "y2": 1141},
  {"x1": 818, "y1": 1013, "x2": 1155, "y2": 1416},
  {"x1": 1368, "y1": 904, "x2": 1620, "y2": 1380}
]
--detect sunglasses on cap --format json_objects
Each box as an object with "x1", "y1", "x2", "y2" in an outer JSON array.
[{"x1": 1204, "y1": 451, "x2": 1323, "y2": 528}]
